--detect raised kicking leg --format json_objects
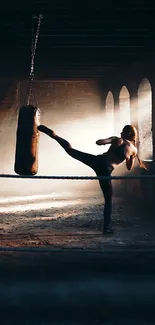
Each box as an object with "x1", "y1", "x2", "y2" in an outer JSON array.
[{"x1": 38, "y1": 125, "x2": 97, "y2": 170}]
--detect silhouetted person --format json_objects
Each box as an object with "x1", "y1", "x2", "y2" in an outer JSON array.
[{"x1": 38, "y1": 124, "x2": 146, "y2": 234}]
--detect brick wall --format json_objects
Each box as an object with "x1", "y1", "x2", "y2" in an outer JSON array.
[{"x1": 20, "y1": 80, "x2": 101, "y2": 123}]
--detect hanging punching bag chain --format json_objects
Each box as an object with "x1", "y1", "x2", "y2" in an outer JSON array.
[
  {"x1": 14, "y1": 14, "x2": 43, "y2": 176},
  {"x1": 26, "y1": 14, "x2": 43, "y2": 106}
]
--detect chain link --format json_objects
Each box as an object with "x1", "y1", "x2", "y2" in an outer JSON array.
[{"x1": 26, "y1": 14, "x2": 43, "y2": 106}]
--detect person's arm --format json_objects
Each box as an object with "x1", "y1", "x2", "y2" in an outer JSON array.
[
  {"x1": 125, "y1": 146, "x2": 137, "y2": 171},
  {"x1": 126, "y1": 155, "x2": 136, "y2": 170},
  {"x1": 96, "y1": 136, "x2": 121, "y2": 146}
]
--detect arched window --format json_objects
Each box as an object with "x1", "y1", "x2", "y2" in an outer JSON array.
[
  {"x1": 105, "y1": 91, "x2": 114, "y2": 135},
  {"x1": 119, "y1": 86, "x2": 130, "y2": 131},
  {"x1": 138, "y1": 78, "x2": 152, "y2": 161}
]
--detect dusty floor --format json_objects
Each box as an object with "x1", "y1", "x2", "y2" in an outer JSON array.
[
  {"x1": 0, "y1": 181, "x2": 155, "y2": 325},
  {"x1": 0, "y1": 180, "x2": 154, "y2": 250}
]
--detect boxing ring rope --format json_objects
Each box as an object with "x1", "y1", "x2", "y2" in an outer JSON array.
[
  {"x1": 1, "y1": 246, "x2": 155, "y2": 253},
  {"x1": 0, "y1": 174, "x2": 154, "y2": 180}
]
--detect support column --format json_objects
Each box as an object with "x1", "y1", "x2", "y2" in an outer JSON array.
[
  {"x1": 98, "y1": 79, "x2": 108, "y2": 112},
  {"x1": 129, "y1": 87, "x2": 138, "y2": 128},
  {"x1": 113, "y1": 90, "x2": 120, "y2": 136},
  {"x1": 129, "y1": 85, "x2": 139, "y2": 150},
  {"x1": 100, "y1": 91, "x2": 107, "y2": 112}
]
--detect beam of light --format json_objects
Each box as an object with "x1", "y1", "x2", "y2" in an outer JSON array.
[
  {"x1": 0, "y1": 193, "x2": 66, "y2": 205},
  {"x1": 37, "y1": 110, "x2": 112, "y2": 178},
  {"x1": 0, "y1": 191, "x2": 102, "y2": 214},
  {"x1": 0, "y1": 193, "x2": 89, "y2": 214},
  {"x1": 119, "y1": 86, "x2": 130, "y2": 131},
  {"x1": 0, "y1": 199, "x2": 78, "y2": 214},
  {"x1": 105, "y1": 91, "x2": 114, "y2": 135}
]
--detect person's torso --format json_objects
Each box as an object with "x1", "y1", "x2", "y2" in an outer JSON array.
[{"x1": 108, "y1": 142, "x2": 127, "y2": 163}]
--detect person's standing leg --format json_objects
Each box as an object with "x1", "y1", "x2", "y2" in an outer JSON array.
[{"x1": 98, "y1": 178, "x2": 113, "y2": 234}]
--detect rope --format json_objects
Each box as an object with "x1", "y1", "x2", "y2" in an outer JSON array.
[
  {"x1": 26, "y1": 14, "x2": 43, "y2": 106},
  {"x1": 0, "y1": 174, "x2": 154, "y2": 180},
  {"x1": 1, "y1": 246, "x2": 155, "y2": 253}
]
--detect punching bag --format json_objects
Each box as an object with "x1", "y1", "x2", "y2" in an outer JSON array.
[{"x1": 14, "y1": 105, "x2": 40, "y2": 175}]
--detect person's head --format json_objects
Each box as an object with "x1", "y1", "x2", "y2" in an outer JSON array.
[
  {"x1": 121, "y1": 125, "x2": 147, "y2": 170},
  {"x1": 121, "y1": 125, "x2": 137, "y2": 145}
]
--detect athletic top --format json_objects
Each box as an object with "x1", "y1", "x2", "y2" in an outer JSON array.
[{"x1": 108, "y1": 143, "x2": 126, "y2": 162}]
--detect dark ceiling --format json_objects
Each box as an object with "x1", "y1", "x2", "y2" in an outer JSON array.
[{"x1": 0, "y1": 1, "x2": 155, "y2": 78}]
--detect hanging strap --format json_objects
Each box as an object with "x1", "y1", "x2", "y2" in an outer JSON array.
[{"x1": 26, "y1": 14, "x2": 43, "y2": 106}]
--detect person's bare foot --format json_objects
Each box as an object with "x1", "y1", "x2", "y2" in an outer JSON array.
[{"x1": 38, "y1": 125, "x2": 56, "y2": 138}]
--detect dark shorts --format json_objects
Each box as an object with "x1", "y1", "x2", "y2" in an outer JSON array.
[
  {"x1": 67, "y1": 148, "x2": 114, "y2": 177},
  {"x1": 95, "y1": 154, "x2": 114, "y2": 176}
]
